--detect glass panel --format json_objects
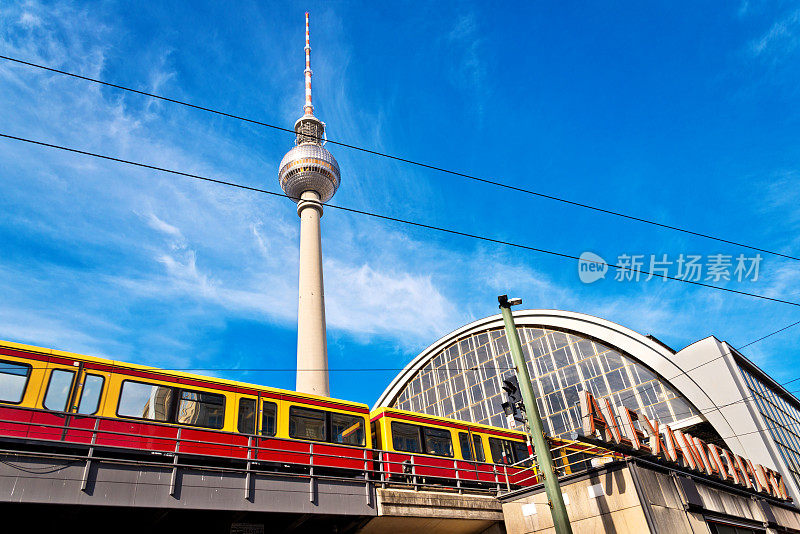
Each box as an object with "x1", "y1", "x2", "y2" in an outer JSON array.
[
  {"x1": 541, "y1": 374, "x2": 557, "y2": 395},
  {"x1": 262, "y1": 401, "x2": 277, "y2": 436},
  {"x1": 559, "y1": 365, "x2": 580, "y2": 387},
  {"x1": 289, "y1": 406, "x2": 326, "y2": 441},
  {"x1": 392, "y1": 421, "x2": 422, "y2": 453},
  {"x1": 547, "y1": 392, "x2": 564, "y2": 413},
  {"x1": 118, "y1": 381, "x2": 174, "y2": 421},
  {"x1": 589, "y1": 376, "x2": 609, "y2": 397},
  {"x1": 602, "y1": 351, "x2": 624, "y2": 372},
  {"x1": 472, "y1": 435, "x2": 486, "y2": 462},
  {"x1": 606, "y1": 369, "x2": 630, "y2": 391},
  {"x1": 177, "y1": 390, "x2": 225, "y2": 429},
  {"x1": 76, "y1": 374, "x2": 104, "y2": 415},
  {"x1": 0, "y1": 360, "x2": 31, "y2": 404},
  {"x1": 423, "y1": 427, "x2": 453, "y2": 457},
  {"x1": 471, "y1": 402, "x2": 485, "y2": 421},
  {"x1": 579, "y1": 359, "x2": 599, "y2": 379},
  {"x1": 44, "y1": 369, "x2": 75, "y2": 411},
  {"x1": 563, "y1": 385, "x2": 580, "y2": 409},
  {"x1": 237, "y1": 398, "x2": 256, "y2": 434},
  {"x1": 459, "y1": 432, "x2": 473, "y2": 461},
  {"x1": 552, "y1": 347, "x2": 571, "y2": 367},
  {"x1": 549, "y1": 412, "x2": 567, "y2": 435},
  {"x1": 331, "y1": 412, "x2": 365, "y2": 446}
]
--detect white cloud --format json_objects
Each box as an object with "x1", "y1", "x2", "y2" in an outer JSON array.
[
  {"x1": 324, "y1": 259, "x2": 455, "y2": 341},
  {"x1": 444, "y1": 11, "x2": 488, "y2": 117},
  {"x1": 145, "y1": 212, "x2": 183, "y2": 239},
  {"x1": 750, "y1": 9, "x2": 800, "y2": 59},
  {"x1": 18, "y1": 11, "x2": 42, "y2": 29}
]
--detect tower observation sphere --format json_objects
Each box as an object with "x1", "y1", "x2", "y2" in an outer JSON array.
[
  {"x1": 278, "y1": 12, "x2": 338, "y2": 397},
  {"x1": 278, "y1": 139, "x2": 340, "y2": 203}
]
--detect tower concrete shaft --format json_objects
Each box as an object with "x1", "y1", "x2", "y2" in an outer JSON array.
[{"x1": 295, "y1": 191, "x2": 329, "y2": 396}]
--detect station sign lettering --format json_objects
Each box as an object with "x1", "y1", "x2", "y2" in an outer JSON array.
[{"x1": 579, "y1": 391, "x2": 791, "y2": 501}]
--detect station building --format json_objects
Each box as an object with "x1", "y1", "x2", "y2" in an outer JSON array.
[{"x1": 373, "y1": 309, "x2": 800, "y2": 504}]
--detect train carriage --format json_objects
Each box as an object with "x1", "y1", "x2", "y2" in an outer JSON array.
[
  {"x1": 370, "y1": 407, "x2": 539, "y2": 489},
  {"x1": 0, "y1": 340, "x2": 371, "y2": 473}
]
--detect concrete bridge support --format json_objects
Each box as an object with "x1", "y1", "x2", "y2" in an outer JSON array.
[{"x1": 358, "y1": 488, "x2": 506, "y2": 534}]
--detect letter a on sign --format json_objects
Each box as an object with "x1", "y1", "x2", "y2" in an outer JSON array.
[{"x1": 581, "y1": 391, "x2": 614, "y2": 441}]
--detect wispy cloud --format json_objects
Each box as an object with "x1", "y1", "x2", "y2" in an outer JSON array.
[
  {"x1": 749, "y1": 9, "x2": 800, "y2": 60},
  {"x1": 443, "y1": 11, "x2": 488, "y2": 118}
]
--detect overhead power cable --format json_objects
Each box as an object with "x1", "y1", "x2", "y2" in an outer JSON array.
[
  {"x1": 1, "y1": 54, "x2": 798, "y2": 262},
  {"x1": 3, "y1": 320, "x2": 797, "y2": 377},
  {"x1": 2, "y1": 132, "x2": 799, "y2": 308}
]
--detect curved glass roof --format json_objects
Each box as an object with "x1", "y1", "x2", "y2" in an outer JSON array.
[{"x1": 390, "y1": 325, "x2": 700, "y2": 438}]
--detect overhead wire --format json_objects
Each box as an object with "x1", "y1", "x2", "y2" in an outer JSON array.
[
  {"x1": 1, "y1": 132, "x2": 799, "y2": 309},
  {"x1": 1, "y1": 54, "x2": 798, "y2": 262}
]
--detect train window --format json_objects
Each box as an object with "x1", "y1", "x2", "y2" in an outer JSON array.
[
  {"x1": 237, "y1": 398, "x2": 256, "y2": 434},
  {"x1": 473, "y1": 435, "x2": 486, "y2": 462},
  {"x1": 262, "y1": 401, "x2": 277, "y2": 437},
  {"x1": 564, "y1": 451, "x2": 592, "y2": 473},
  {"x1": 458, "y1": 433, "x2": 486, "y2": 462},
  {"x1": 177, "y1": 390, "x2": 225, "y2": 429},
  {"x1": 331, "y1": 413, "x2": 365, "y2": 446},
  {"x1": 43, "y1": 369, "x2": 76, "y2": 412},
  {"x1": 489, "y1": 438, "x2": 532, "y2": 467},
  {"x1": 513, "y1": 441, "x2": 533, "y2": 467},
  {"x1": 489, "y1": 438, "x2": 513, "y2": 465},
  {"x1": 0, "y1": 360, "x2": 32, "y2": 404},
  {"x1": 76, "y1": 374, "x2": 105, "y2": 415},
  {"x1": 289, "y1": 407, "x2": 326, "y2": 441},
  {"x1": 423, "y1": 427, "x2": 454, "y2": 457},
  {"x1": 118, "y1": 380, "x2": 175, "y2": 422},
  {"x1": 458, "y1": 433, "x2": 474, "y2": 460},
  {"x1": 391, "y1": 422, "x2": 422, "y2": 453}
]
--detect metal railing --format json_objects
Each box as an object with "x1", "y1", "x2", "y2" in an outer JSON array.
[
  {"x1": 0, "y1": 406, "x2": 537, "y2": 501},
  {"x1": 496, "y1": 441, "x2": 621, "y2": 491}
]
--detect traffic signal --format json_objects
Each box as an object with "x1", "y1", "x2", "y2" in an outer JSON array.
[
  {"x1": 500, "y1": 376, "x2": 526, "y2": 424},
  {"x1": 502, "y1": 376, "x2": 522, "y2": 405}
]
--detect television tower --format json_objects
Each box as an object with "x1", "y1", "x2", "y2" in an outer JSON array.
[{"x1": 278, "y1": 12, "x2": 340, "y2": 397}]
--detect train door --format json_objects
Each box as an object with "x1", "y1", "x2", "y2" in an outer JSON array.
[
  {"x1": 64, "y1": 367, "x2": 108, "y2": 443},
  {"x1": 468, "y1": 431, "x2": 496, "y2": 485},
  {"x1": 257, "y1": 397, "x2": 286, "y2": 463},
  {"x1": 236, "y1": 394, "x2": 258, "y2": 435},
  {"x1": 37, "y1": 361, "x2": 107, "y2": 443},
  {"x1": 457, "y1": 430, "x2": 480, "y2": 483}
]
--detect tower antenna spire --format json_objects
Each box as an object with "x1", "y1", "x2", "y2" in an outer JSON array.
[{"x1": 304, "y1": 11, "x2": 313, "y2": 116}]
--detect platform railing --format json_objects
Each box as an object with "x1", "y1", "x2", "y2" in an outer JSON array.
[
  {"x1": 493, "y1": 441, "x2": 621, "y2": 494},
  {"x1": 0, "y1": 406, "x2": 540, "y2": 500}
]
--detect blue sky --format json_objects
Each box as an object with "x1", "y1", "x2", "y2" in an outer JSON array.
[{"x1": 0, "y1": 1, "x2": 798, "y2": 405}]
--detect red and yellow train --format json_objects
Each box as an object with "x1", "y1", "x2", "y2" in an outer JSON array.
[{"x1": 0, "y1": 339, "x2": 606, "y2": 489}]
